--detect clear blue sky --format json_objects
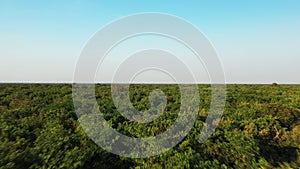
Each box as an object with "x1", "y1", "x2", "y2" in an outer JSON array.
[{"x1": 0, "y1": 0, "x2": 300, "y2": 83}]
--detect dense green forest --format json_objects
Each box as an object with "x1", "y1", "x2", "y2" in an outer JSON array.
[{"x1": 0, "y1": 84, "x2": 299, "y2": 168}]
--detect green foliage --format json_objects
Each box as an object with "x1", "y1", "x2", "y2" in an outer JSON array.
[{"x1": 0, "y1": 84, "x2": 299, "y2": 168}]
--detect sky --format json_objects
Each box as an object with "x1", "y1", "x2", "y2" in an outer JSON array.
[{"x1": 0, "y1": 0, "x2": 300, "y2": 84}]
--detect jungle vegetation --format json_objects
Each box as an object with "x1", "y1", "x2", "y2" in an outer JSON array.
[{"x1": 0, "y1": 84, "x2": 299, "y2": 168}]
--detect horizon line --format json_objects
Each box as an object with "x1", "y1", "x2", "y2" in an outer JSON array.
[{"x1": 0, "y1": 81, "x2": 299, "y2": 85}]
